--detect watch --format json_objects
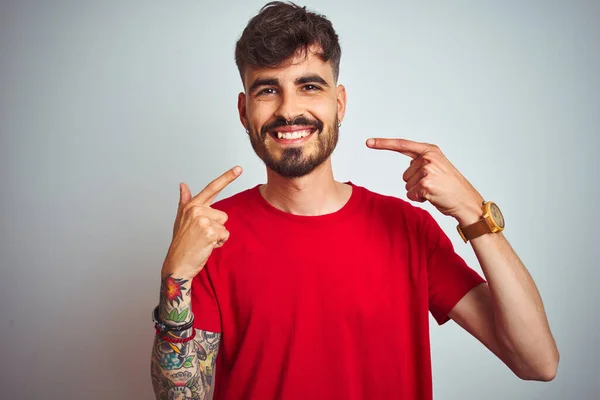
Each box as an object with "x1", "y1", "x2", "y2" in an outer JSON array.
[{"x1": 457, "y1": 201, "x2": 505, "y2": 243}]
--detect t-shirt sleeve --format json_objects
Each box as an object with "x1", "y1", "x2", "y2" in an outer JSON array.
[
  {"x1": 420, "y1": 210, "x2": 486, "y2": 325},
  {"x1": 191, "y1": 262, "x2": 222, "y2": 333}
]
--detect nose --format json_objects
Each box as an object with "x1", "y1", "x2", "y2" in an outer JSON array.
[{"x1": 275, "y1": 90, "x2": 304, "y2": 123}]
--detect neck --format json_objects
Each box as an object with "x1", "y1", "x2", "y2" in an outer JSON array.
[{"x1": 260, "y1": 158, "x2": 352, "y2": 216}]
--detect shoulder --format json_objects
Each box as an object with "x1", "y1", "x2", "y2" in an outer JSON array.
[
  {"x1": 356, "y1": 184, "x2": 451, "y2": 253},
  {"x1": 354, "y1": 182, "x2": 430, "y2": 225}
]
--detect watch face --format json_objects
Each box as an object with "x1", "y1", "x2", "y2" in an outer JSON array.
[{"x1": 490, "y1": 203, "x2": 505, "y2": 228}]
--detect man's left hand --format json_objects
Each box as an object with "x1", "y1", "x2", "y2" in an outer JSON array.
[{"x1": 367, "y1": 138, "x2": 484, "y2": 226}]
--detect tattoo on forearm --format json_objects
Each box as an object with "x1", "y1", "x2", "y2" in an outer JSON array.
[
  {"x1": 152, "y1": 274, "x2": 221, "y2": 399},
  {"x1": 162, "y1": 275, "x2": 187, "y2": 306},
  {"x1": 160, "y1": 275, "x2": 191, "y2": 323},
  {"x1": 151, "y1": 329, "x2": 221, "y2": 400}
]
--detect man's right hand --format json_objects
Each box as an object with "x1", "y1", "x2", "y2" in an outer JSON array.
[{"x1": 162, "y1": 166, "x2": 243, "y2": 281}]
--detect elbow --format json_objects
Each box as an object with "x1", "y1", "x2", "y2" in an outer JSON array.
[
  {"x1": 537, "y1": 346, "x2": 560, "y2": 382},
  {"x1": 516, "y1": 349, "x2": 560, "y2": 382},
  {"x1": 519, "y1": 366, "x2": 557, "y2": 382},
  {"x1": 537, "y1": 367, "x2": 557, "y2": 382},
  {"x1": 515, "y1": 366, "x2": 556, "y2": 382},
  {"x1": 540, "y1": 349, "x2": 560, "y2": 382}
]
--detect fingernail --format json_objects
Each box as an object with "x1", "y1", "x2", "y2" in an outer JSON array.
[
  {"x1": 233, "y1": 166, "x2": 242, "y2": 175},
  {"x1": 367, "y1": 139, "x2": 375, "y2": 146}
]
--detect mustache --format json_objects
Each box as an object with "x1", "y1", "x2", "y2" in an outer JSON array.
[{"x1": 261, "y1": 116, "x2": 323, "y2": 137}]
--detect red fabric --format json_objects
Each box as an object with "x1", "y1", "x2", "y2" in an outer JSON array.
[{"x1": 191, "y1": 182, "x2": 485, "y2": 400}]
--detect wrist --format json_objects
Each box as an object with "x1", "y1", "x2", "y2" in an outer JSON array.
[
  {"x1": 153, "y1": 305, "x2": 195, "y2": 333},
  {"x1": 161, "y1": 265, "x2": 195, "y2": 283},
  {"x1": 158, "y1": 306, "x2": 194, "y2": 329},
  {"x1": 161, "y1": 259, "x2": 200, "y2": 282},
  {"x1": 158, "y1": 298, "x2": 193, "y2": 320},
  {"x1": 455, "y1": 198, "x2": 485, "y2": 227},
  {"x1": 158, "y1": 273, "x2": 194, "y2": 325},
  {"x1": 160, "y1": 271, "x2": 195, "y2": 283}
]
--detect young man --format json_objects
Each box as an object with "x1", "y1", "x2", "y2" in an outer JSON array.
[{"x1": 151, "y1": 2, "x2": 559, "y2": 399}]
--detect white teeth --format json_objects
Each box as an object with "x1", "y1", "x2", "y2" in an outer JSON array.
[{"x1": 275, "y1": 130, "x2": 312, "y2": 140}]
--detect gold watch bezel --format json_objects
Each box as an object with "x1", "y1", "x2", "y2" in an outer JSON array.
[
  {"x1": 457, "y1": 225, "x2": 468, "y2": 243},
  {"x1": 482, "y1": 201, "x2": 505, "y2": 233}
]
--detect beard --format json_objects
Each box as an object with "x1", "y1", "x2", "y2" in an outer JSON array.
[{"x1": 247, "y1": 115, "x2": 340, "y2": 178}]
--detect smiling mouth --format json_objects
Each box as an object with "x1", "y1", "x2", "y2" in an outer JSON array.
[{"x1": 269, "y1": 127, "x2": 318, "y2": 143}]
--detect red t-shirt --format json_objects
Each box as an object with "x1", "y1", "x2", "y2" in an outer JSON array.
[{"x1": 192, "y1": 182, "x2": 485, "y2": 400}]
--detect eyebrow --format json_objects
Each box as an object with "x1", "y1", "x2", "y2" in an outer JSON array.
[
  {"x1": 248, "y1": 78, "x2": 279, "y2": 93},
  {"x1": 295, "y1": 74, "x2": 329, "y2": 87},
  {"x1": 248, "y1": 74, "x2": 330, "y2": 93}
]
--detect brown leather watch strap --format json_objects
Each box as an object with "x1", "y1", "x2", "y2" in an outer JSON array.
[{"x1": 460, "y1": 219, "x2": 490, "y2": 241}]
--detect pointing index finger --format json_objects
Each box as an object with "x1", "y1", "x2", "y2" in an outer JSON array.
[
  {"x1": 195, "y1": 166, "x2": 243, "y2": 206},
  {"x1": 366, "y1": 138, "x2": 430, "y2": 159}
]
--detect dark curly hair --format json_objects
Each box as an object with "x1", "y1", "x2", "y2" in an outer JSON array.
[{"x1": 235, "y1": 1, "x2": 342, "y2": 85}]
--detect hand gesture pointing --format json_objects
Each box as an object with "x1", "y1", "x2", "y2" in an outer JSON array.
[
  {"x1": 162, "y1": 166, "x2": 243, "y2": 280},
  {"x1": 367, "y1": 138, "x2": 484, "y2": 225}
]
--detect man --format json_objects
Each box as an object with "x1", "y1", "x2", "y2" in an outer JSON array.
[{"x1": 150, "y1": 2, "x2": 559, "y2": 399}]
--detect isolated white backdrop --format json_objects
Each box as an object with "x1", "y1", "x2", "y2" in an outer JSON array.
[{"x1": 1, "y1": 1, "x2": 598, "y2": 399}]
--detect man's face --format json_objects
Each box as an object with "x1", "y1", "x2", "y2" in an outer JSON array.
[{"x1": 238, "y1": 47, "x2": 346, "y2": 178}]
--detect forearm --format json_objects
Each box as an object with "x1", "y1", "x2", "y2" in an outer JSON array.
[
  {"x1": 469, "y1": 232, "x2": 559, "y2": 379},
  {"x1": 151, "y1": 167, "x2": 236, "y2": 398},
  {"x1": 151, "y1": 274, "x2": 220, "y2": 399},
  {"x1": 152, "y1": 330, "x2": 209, "y2": 400}
]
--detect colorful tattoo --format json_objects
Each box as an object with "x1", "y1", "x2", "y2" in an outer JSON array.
[
  {"x1": 161, "y1": 275, "x2": 188, "y2": 307},
  {"x1": 151, "y1": 329, "x2": 221, "y2": 400},
  {"x1": 152, "y1": 274, "x2": 221, "y2": 399}
]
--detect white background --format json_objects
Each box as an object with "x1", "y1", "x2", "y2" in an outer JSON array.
[{"x1": 1, "y1": 1, "x2": 598, "y2": 399}]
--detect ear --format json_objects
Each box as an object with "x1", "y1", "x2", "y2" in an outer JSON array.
[
  {"x1": 237, "y1": 92, "x2": 248, "y2": 131},
  {"x1": 336, "y1": 85, "x2": 347, "y2": 124}
]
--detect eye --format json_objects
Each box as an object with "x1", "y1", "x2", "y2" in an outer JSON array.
[
  {"x1": 257, "y1": 88, "x2": 277, "y2": 96},
  {"x1": 302, "y1": 84, "x2": 321, "y2": 92}
]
